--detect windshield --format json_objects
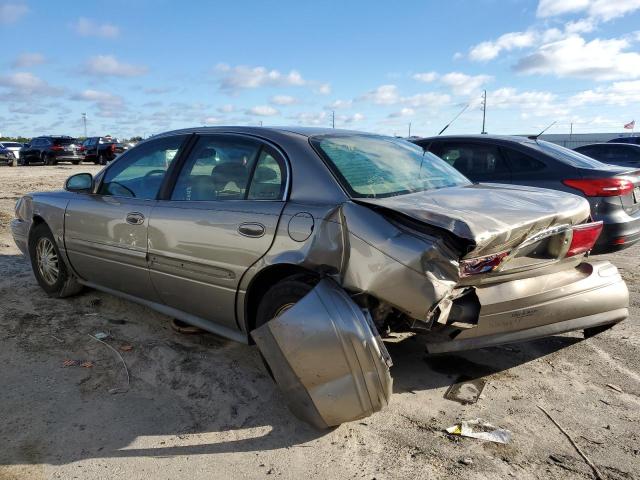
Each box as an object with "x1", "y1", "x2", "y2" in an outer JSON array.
[
  {"x1": 533, "y1": 140, "x2": 608, "y2": 168},
  {"x1": 311, "y1": 134, "x2": 470, "y2": 198}
]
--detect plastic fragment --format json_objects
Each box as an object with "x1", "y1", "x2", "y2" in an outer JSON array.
[{"x1": 446, "y1": 419, "x2": 512, "y2": 444}]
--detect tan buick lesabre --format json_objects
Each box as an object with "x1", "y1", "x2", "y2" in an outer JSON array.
[{"x1": 11, "y1": 127, "x2": 628, "y2": 428}]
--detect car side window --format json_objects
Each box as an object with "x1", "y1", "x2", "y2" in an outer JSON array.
[
  {"x1": 171, "y1": 135, "x2": 261, "y2": 201},
  {"x1": 99, "y1": 135, "x2": 186, "y2": 199},
  {"x1": 433, "y1": 143, "x2": 509, "y2": 177},
  {"x1": 247, "y1": 150, "x2": 285, "y2": 200},
  {"x1": 503, "y1": 148, "x2": 546, "y2": 172}
]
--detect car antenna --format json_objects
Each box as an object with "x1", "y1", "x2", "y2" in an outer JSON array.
[
  {"x1": 528, "y1": 121, "x2": 556, "y2": 141},
  {"x1": 437, "y1": 103, "x2": 469, "y2": 135}
]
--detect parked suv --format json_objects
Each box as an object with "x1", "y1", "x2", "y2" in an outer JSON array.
[
  {"x1": 80, "y1": 136, "x2": 128, "y2": 165},
  {"x1": 414, "y1": 135, "x2": 640, "y2": 253},
  {"x1": 20, "y1": 136, "x2": 81, "y2": 165}
]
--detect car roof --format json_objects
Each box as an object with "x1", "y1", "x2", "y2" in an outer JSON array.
[
  {"x1": 415, "y1": 134, "x2": 539, "y2": 146},
  {"x1": 577, "y1": 142, "x2": 640, "y2": 148},
  {"x1": 153, "y1": 126, "x2": 371, "y2": 140}
]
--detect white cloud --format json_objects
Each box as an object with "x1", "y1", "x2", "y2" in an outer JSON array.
[
  {"x1": 11, "y1": 52, "x2": 45, "y2": 68},
  {"x1": 216, "y1": 64, "x2": 305, "y2": 92},
  {"x1": 202, "y1": 116, "x2": 224, "y2": 125},
  {"x1": 83, "y1": 55, "x2": 148, "y2": 77},
  {"x1": 569, "y1": 80, "x2": 640, "y2": 106},
  {"x1": 0, "y1": 72, "x2": 61, "y2": 98},
  {"x1": 0, "y1": 2, "x2": 28, "y2": 24},
  {"x1": 72, "y1": 17, "x2": 119, "y2": 38},
  {"x1": 388, "y1": 108, "x2": 415, "y2": 118},
  {"x1": 217, "y1": 104, "x2": 235, "y2": 113},
  {"x1": 340, "y1": 112, "x2": 365, "y2": 124},
  {"x1": 326, "y1": 99, "x2": 353, "y2": 110},
  {"x1": 270, "y1": 95, "x2": 298, "y2": 105},
  {"x1": 412, "y1": 71, "x2": 438, "y2": 83},
  {"x1": 440, "y1": 72, "x2": 492, "y2": 95},
  {"x1": 290, "y1": 111, "x2": 328, "y2": 125},
  {"x1": 71, "y1": 89, "x2": 124, "y2": 107},
  {"x1": 246, "y1": 105, "x2": 279, "y2": 116},
  {"x1": 514, "y1": 35, "x2": 640, "y2": 81},
  {"x1": 402, "y1": 92, "x2": 451, "y2": 108},
  {"x1": 537, "y1": 0, "x2": 640, "y2": 22},
  {"x1": 360, "y1": 84, "x2": 401, "y2": 105},
  {"x1": 315, "y1": 83, "x2": 331, "y2": 95},
  {"x1": 469, "y1": 31, "x2": 537, "y2": 61}
]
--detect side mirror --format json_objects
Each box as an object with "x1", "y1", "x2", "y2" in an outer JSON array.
[{"x1": 65, "y1": 173, "x2": 93, "y2": 193}]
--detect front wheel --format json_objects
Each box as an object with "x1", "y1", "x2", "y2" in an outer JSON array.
[{"x1": 28, "y1": 223, "x2": 82, "y2": 298}]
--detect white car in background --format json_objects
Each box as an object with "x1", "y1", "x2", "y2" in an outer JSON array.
[{"x1": 0, "y1": 142, "x2": 24, "y2": 166}]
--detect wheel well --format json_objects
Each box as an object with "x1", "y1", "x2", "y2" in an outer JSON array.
[
  {"x1": 244, "y1": 264, "x2": 319, "y2": 335},
  {"x1": 30, "y1": 215, "x2": 46, "y2": 237}
]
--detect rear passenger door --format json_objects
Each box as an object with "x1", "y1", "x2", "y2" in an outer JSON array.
[
  {"x1": 500, "y1": 147, "x2": 552, "y2": 189},
  {"x1": 147, "y1": 134, "x2": 288, "y2": 330},
  {"x1": 429, "y1": 142, "x2": 512, "y2": 183}
]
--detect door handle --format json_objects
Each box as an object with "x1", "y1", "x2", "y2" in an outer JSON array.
[
  {"x1": 238, "y1": 222, "x2": 265, "y2": 238},
  {"x1": 126, "y1": 212, "x2": 145, "y2": 225}
]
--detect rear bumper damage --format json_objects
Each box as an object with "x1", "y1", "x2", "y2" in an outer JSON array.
[{"x1": 425, "y1": 260, "x2": 628, "y2": 354}]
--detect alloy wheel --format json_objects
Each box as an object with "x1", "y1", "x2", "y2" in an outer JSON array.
[{"x1": 36, "y1": 237, "x2": 59, "y2": 285}]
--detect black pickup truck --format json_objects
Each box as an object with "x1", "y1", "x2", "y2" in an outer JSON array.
[{"x1": 80, "y1": 137, "x2": 129, "y2": 164}]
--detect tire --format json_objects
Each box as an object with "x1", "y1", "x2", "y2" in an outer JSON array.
[
  {"x1": 8, "y1": 157, "x2": 16, "y2": 167},
  {"x1": 41, "y1": 153, "x2": 49, "y2": 165},
  {"x1": 255, "y1": 275, "x2": 317, "y2": 328},
  {"x1": 584, "y1": 323, "x2": 617, "y2": 339},
  {"x1": 28, "y1": 223, "x2": 83, "y2": 298},
  {"x1": 72, "y1": 160, "x2": 80, "y2": 165},
  {"x1": 98, "y1": 154, "x2": 107, "y2": 165}
]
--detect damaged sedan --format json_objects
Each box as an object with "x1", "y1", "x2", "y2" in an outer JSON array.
[{"x1": 11, "y1": 127, "x2": 629, "y2": 428}]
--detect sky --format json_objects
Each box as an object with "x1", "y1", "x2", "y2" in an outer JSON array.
[{"x1": 1, "y1": 0, "x2": 640, "y2": 139}]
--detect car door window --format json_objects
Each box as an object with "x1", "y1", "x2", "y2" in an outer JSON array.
[
  {"x1": 99, "y1": 135, "x2": 186, "y2": 199},
  {"x1": 171, "y1": 136, "x2": 262, "y2": 201},
  {"x1": 503, "y1": 148, "x2": 546, "y2": 172},
  {"x1": 247, "y1": 150, "x2": 285, "y2": 200},
  {"x1": 432, "y1": 143, "x2": 509, "y2": 180}
]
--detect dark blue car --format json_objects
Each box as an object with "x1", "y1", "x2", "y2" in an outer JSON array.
[
  {"x1": 607, "y1": 136, "x2": 640, "y2": 145},
  {"x1": 413, "y1": 135, "x2": 640, "y2": 253},
  {"x1": 575, "y1": 143, "x2": 640, "y2": 169}
]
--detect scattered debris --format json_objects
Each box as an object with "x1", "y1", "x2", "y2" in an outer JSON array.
[
  {"x1": 606, "y1": 384, "x2": 623, "y2": 393},
  {"x1": 537, "y1": 405, "x2": 605, "y2": 480},
  {"x1": 84, "y1": 313, "x2": 99, "y2": 317},
  {"x1": 119, "y1": 344, "x2": 133, "y2": 352},
  {"x1": 80, "y1": 361, "x2": 94, "y2": 368},
  {"x1": 459, "y1": 457, "x2": 473, "y2": 465},
  {"x1": 444, "y1": 376, "x2": 486, "y2": 404},
  {"x1": 50, "y1": 335, "x2": 64, "y2": 343},
  {"x1": 171, "y1": 318, "x2": 205, "y2": 334},
  {"x1": 89, "y1": 298, "x2": 102, "y2": 307},
  {"x1": 63, "y1": 359, "x2": 94, "y2": 368},
  {"x1": 63, "y1": 359, "x2": 77, "y2": 367},
  {"x1": 88, "y1": 334, "x2": 129, "y2": 394},
  {"x1": 445, "y1": 419, "x2": 512, "y2": 444},
  {"x1": 93, "y1": 332, "x2": 109, "y2": 340}
]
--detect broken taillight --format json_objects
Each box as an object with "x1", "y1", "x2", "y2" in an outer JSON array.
[
  {"x1": 565, "y1": 221, "x2": 603, "y2": 257},
  {"x1": 459, "y1": 251, "x2": 510, "y2": 278}
]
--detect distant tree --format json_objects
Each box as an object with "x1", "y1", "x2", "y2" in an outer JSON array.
[{"x1": 0, "y1": 136, "x2": 31, "y2": 143}]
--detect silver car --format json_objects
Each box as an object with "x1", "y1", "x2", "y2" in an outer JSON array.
[{"x1": 11, "y1": 127, "x2": 629, "y2": 428}]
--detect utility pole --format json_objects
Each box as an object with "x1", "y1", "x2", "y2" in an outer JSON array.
[
  {"x1": 332, "y1": 110, "x2": 335, "y2": 128},
  {"x1": 481, "y1": 90, "x2": 487, "y2": 134},
  {"x1": 259, "y1": 120, "x2": 263, "y2": 127},
  {"x1": 81, "y1": 113, "x2": 87, "y2": 138},
  {"x1": 408, "y1": 122, "x2": 411, "y2": 137},
  {"x1": 570, "y1": 122, "x2": 573, "y2": 142}
]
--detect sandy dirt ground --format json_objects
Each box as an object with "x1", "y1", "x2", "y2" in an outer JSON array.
[{"x1": 0, "y1": 164, "x2": 639, "y2": 480}]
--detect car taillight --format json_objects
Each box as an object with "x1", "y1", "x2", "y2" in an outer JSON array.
[
  {"x1": 562, "y1": 178, "x2": 633, "y2": 197},
  {"x1": 50, "y1": 145, "x2": 63, "y2": 151},
  {"x1": 110, "y1": 144, "x2": 116, "y2": 152},
  {"x1": 565, "y1": 221, "x2": 603, "y2": 257},
  {"x1": 459, "y1": 250, "x2": 510, "y2": 278}
]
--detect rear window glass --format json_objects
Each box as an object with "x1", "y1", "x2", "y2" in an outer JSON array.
[
  {"x1": 311, "y1": 134, "x2": 470, "y2": 198},
  {"x1": 52, "y1": 137, "x2": 77, "y2": 145},
  {"x1": 533, "y1": 141, "x2": 605, "y2": 168},
  {"x1": 2, "y1": 142, "x2": 22, "y2": 147}
]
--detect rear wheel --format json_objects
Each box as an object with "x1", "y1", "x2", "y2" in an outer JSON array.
[
  {"x1": 255, "y1": 275, "x2": 317, "y2": 328},
  {"x1": 29, "y1": 223, "x2": 82, "y2": 298},
  {"x1": 98, "y1": 154, "x2": 107, "y2": 165},
  {"x1": 72, "y1": 160, "x2": 80, "y2": 165}
]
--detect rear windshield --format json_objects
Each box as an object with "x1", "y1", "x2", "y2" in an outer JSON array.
[
  {"x1": 311, "y1": 134, "x2": 470, "y2": 198},
  {"x1": 1, "y1": 142, "x2": 22, "y2": 147},
  {"x1": 52, "y1": 137, "x2": 77, "y2": 145},
  {"x1": 532, "y1": 141, "x2": 607, "y2": 168}
]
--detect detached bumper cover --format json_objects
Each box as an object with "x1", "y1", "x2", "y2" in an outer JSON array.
[
  {"x1": 252, "y1": 279, "x2": 392, "y2": 429},
  {"x1": 426, "y1": 261, "x2": 628, "y2": 353}
]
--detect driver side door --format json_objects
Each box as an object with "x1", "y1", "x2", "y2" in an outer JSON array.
[{"x1": 64, "y1": 135, "x2": 188, "y2": 301}]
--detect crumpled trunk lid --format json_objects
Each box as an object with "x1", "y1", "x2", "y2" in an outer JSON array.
[{"x1": 357, "y1": 183, "x2": 591, "y2": 258}]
